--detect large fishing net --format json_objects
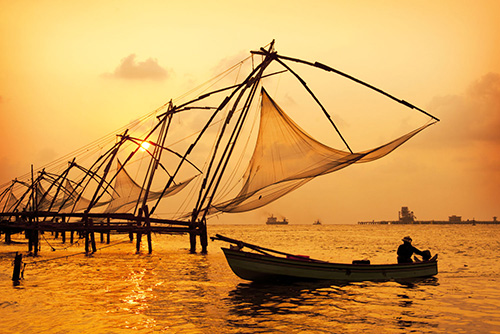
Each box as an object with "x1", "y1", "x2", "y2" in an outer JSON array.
[
  {"x1": 104, "y1": 161, "x2": 196, "y2": 214},
  {"x1": 213, "y1": 88, "x2": 433, "y2": 213}
]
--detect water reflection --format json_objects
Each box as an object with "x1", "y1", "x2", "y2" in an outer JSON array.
[
  {"x1": 227, "y1": 280, "x2": 346, "y2": 314},
  {"x1": 225, "y1": 278, "x2": 442, "y2": 333},
  {"x1": 141, "y1": 253, "x2": 220, "y2": 332},
  {"x1": 393, "y1": 277, "x2": 440, "y2": 332},
  {"x1": 225, "y1": 281, "x2": 367, "y2": 332},
  {"x1": 3, "y1": 225, "x2": 499, "y2": 333},
  {"x1": 394, "y1": 276, "x2": 440, "y2": 288},
  {"x1": 228, "y1": 277, "x2": 440, "y2": 315}
]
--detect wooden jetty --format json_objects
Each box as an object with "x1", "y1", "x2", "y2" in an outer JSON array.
[{"x1": 0, "y1": 207, "x2": 205, "y2": 255}]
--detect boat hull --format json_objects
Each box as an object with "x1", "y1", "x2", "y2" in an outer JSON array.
[{"x1": 221, "y1": 247, "x2": 438, "y2": 282}]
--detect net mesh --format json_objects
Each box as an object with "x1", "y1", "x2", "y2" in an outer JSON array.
[
  {"x1": 104, "y1": 161, "x2": 196, "y2": 214},
  {"x1": 0, "y1": 189, "x2": 18, "y2": 220},
  {"x1": 213, "y1": 88, "x2": 433, "y2": 213},
  {"x1": 61, "y1": 180, "x2": 105, "y2": 213}
]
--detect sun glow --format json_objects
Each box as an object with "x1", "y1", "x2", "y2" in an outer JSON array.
[{"x1": 139, "y1": 141, "x2": 151, "y2": 152}]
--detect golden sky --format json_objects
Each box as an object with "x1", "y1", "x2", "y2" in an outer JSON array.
[{"x1": 1, "y1": 0, "x2": 499, "y2": 223}]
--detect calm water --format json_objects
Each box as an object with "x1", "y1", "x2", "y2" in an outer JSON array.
[{"x1": 1, "y1": 224, "x2": 499, "y2": 333}]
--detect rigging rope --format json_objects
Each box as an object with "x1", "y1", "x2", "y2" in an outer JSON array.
[
  {"x1": 0, "y1": 54, "x2": 256, "y2": 194},
  {"x1": 23, "y1": 235, "x2": 133, "y2": 267}
]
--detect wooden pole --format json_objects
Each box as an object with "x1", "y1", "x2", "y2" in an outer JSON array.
[
  {"x1": 147, "y1": 229, "x2": 152, "y2": 254},
  {"x1": 135, "y1": 208, "x2": 143, "y2": 254},
  {"x1": 28, "y1": 229, "x2": 33, "y2": 253},
  {"x1": 106, "y1": 217, "x2": 111, "y2": 244},
  {"x1": 12, "y1": 252, "x2": 22, "y2": 286},
  {"x1": 5, "y1": 230, "x2": 11, "y2": 244},
  {"x1": 195, "y1": 51, "x2": 272, "y2": 224},
  {"x1": 89, "y1": 218, "x2": 97, "y2": 253},
  {"x1": 263, "y1": 51, "x2": 441, "y2": 121},
  {"x1": 271, "y1": 58, "x2": 353, "y2": 154},
  {"x1": 33, "y1": 219, "x2": 39, "y2": 257},
  {"x1": 136, "y1": 230, "x2": 142, "y2": 253},
  {"x1": 150, "y1": 58, "x2": 270, "y2": 217},
  {"x1": 189, "y1": 220, "x2": 197, "y2": 254},
  {"x1": 33, "y1": 230, "x2": 39, "y2": 256},
  {"x1": 30, "y1": 165, "x2": 39, "y2": 256},
  {"x1": 200, "y1": 220, "x2": 208, "y2": 254},
  {"x1": 61, "y1": 216, "x2": 66, "y2": 244},
  {"x1": 84, "y1": 213, "x2": 89, "y2": 255},
  {"x1": 143, "y1": 205, "x2": 153, "y2": 254}
]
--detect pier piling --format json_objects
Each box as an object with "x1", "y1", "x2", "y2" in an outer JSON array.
[{"x1": 12, "y1": 252, "x2": 23, "y2": 286}]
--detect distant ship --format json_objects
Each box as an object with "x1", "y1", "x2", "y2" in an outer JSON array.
[
  {"x1": 313, "y1": 219, "x2": 322, "y2": 225},
  {"x1": 266, "y1": 215, "x2": 288, "y2": 225}
]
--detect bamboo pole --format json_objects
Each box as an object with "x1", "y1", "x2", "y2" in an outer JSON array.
[
  {"x1": 150, "y1": 55, "x2": 270, "y2": 216},
  {"x1": 272, "y1": 57, "x2": 353, "y2": 153},
  {"x1": 270, "y1": 52, "x2": 440, "y2": 122}
]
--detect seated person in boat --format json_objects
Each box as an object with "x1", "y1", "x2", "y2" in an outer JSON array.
[{"x1": 397, "y1": 236, "x2": 429, "y2": 263}]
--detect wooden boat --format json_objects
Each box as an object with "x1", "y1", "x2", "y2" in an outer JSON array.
[{"x1": 213, "y1": 235, "x2": 438, "y2": 282}]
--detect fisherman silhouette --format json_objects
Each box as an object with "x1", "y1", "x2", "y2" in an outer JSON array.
[{"x1": 397, "y1": 236, "x2": 429, "y2": 263}]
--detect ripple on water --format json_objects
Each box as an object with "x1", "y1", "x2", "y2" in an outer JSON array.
[{"x1": 1, "y1": 224, "x2": 499, "y2": 333}]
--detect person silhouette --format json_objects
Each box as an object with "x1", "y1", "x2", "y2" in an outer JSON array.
[{"x1": 397, "y1": 236, "x2": 425, "y2": 263}]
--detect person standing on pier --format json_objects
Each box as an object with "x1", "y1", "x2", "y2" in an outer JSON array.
[{"x1": 397, "y1": 236, "x2": 426, "y2": 263}]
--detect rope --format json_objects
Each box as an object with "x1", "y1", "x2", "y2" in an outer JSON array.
[{"x1": 23, "y1": 236, "x2": 132, "y2": 267}]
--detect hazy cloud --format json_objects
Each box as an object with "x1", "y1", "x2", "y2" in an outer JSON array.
[
  {"x1": 104, "y1": 54, "x2": 169, "y2": 80},
  {"x1": 428, "y1": 72, "x2": 500, "y2": 147},
  {"x1": 468, "y1": 72, "x2": 500, "y2": 103},
  {"x1": 420, "y1": 72, "x2": 500, "y2": 202},
  {"x1": 210, "y1": 50, "x2": 250, "y2": 78}
]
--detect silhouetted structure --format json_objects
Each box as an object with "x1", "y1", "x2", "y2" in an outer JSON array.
[
  {"x1": 0, "y1": 41, "x2": 440, "y2": 254},
  {"x1": 358, "y1": 207, "x2": 499, "y2": 225}
]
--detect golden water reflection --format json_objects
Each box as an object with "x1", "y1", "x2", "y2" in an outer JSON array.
[
  {"x1": 224, "y1": 278, "x2": 442, "y2": 333},
  {"x1": 2, "y1": 225, "x2": 500, "y2": 333}
]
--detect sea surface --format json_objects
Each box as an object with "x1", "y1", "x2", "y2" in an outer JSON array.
[{"x1": 1, "y1": 224, "x2": 499, "y2": 333}]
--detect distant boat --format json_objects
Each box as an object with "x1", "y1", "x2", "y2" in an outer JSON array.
[
  {"x1": 266, "y1": 215, "x2": 288, "y2": 225},
  {"x1": 313, "y1": 219, "x2": 322, "y2": 225}
]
